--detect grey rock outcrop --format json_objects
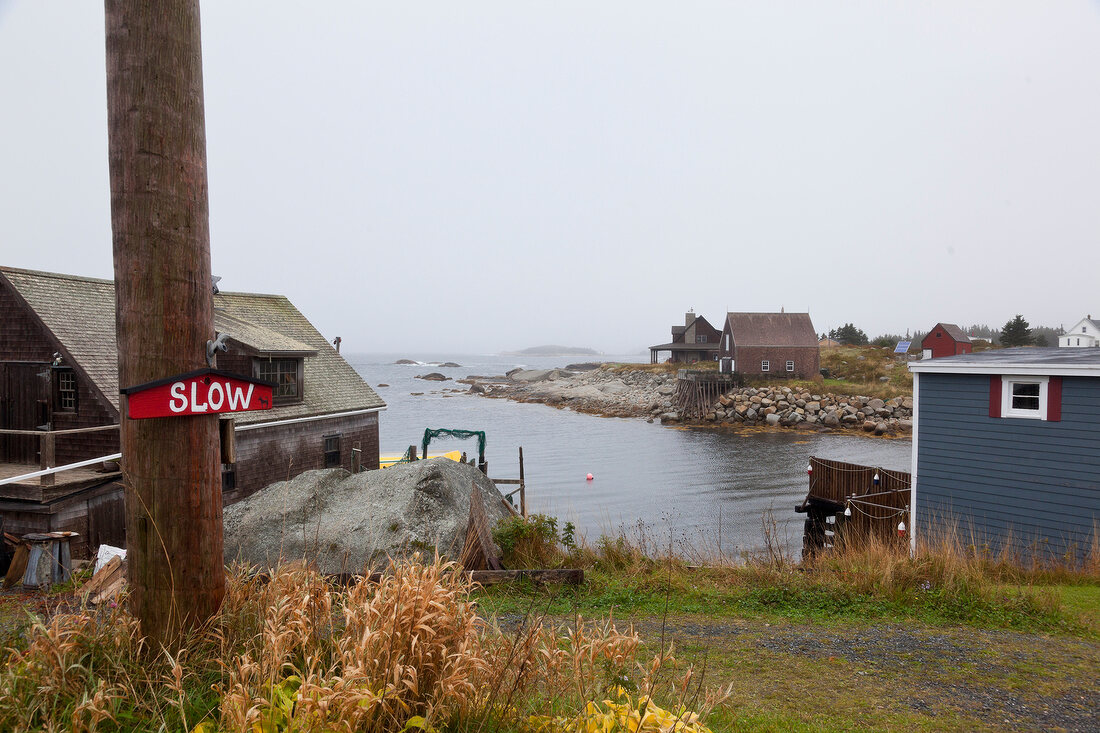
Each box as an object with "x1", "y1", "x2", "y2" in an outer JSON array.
[{"x1": 223, "y1": 459, "x2": 511, "y2": 574}]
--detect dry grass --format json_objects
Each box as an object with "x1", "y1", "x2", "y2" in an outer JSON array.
[
  {"x1": 0, "y1": 554, "x2": 728, "y2": 732},
  {"x1": 816, "y1": 345, "x2": 914, "y2": 397}
]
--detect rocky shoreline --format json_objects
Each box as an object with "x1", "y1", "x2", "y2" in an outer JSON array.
[{"x1": 460, "y1": 365, "x2": 912, "y2": 435}]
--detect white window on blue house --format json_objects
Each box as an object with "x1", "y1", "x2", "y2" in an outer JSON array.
[{"x1": 1001, "y1": 376, "x2": 1048, "y2": 420}]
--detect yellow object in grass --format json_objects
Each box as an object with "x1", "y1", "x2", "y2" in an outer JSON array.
[{"x1": 525, "y1": 688, "x2": 714, "y2": 732}]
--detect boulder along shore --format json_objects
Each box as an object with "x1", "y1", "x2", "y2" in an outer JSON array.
[{"x1": 460, "y1": 365, "x2": 912, "y2": 436}]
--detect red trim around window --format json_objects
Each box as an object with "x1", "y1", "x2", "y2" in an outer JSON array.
[
  {"x1": 989, "y1": 375, "x2": 1001, "y2": 417},
  {"x1": 1047, "y1": 376, "x2": 1062, "y2": 421}
]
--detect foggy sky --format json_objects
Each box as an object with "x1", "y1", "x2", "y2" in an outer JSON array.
[{"x1": 2, "y1": 2, "x2": 1098, "y2": 354}]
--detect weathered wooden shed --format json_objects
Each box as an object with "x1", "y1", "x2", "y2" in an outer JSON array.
[
  {"x1": 920, "y1": 323, "x2": 972, "y2": 359},
  {"x1": 1, "y1": 266, "x2": 386, "y2": 552},
  {"x1": 909, "y1": 348, "x2": 1100, "y2": 561}
]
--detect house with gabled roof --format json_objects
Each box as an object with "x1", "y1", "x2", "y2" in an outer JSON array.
[
  {"x1": 1059, "y1": 316, "x2": 1100, "y2": 348},
  {"x1": 0, "y1": 266, "x2": 385, "y2": 510},
  {"x1": 920, "y1": 323, "x2": 972, "y2": 359},
  {"x1": 719, "y1": 312, "x2": 819, "y2": 379},
  {"x1": 649, "y1": 311, "x2": 722, "y2": 364}
]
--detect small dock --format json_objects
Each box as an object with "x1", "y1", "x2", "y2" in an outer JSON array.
[
  {"x1": 673, "y1": 369, "x2": 743, "y2": 419},
  {"x1": 796, "y1": 456, "x2": 911, "y2": 558}
]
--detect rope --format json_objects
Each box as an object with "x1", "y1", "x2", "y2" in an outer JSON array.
[{"x1": 846, "y1": 501, "x2": 908, "y2": 519}]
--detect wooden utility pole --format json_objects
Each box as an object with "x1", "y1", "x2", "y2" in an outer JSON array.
[{"x1": 105, "y1": 0, "x2": 224, "y2": 642}]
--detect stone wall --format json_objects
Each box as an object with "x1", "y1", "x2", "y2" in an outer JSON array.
[{"x1": 690, "y1": 385, "x2": 913, "y2": 434}]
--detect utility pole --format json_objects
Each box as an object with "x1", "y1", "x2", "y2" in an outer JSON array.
[{"x1": 105, "y1": 0, "x2": 224, "y2": 642}]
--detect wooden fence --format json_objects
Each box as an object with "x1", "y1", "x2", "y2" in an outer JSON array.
[{"x1": 799, "y1": 456, "x2": 911, "y2": 554}]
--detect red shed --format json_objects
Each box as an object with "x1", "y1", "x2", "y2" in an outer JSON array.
[{"x1": 921, "y1": 323, "x2": 972, "y2": 359}]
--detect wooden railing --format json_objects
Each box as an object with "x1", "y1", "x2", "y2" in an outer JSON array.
[{"x1": 0, "y1": 425, "x2": 120, "y2": 486}]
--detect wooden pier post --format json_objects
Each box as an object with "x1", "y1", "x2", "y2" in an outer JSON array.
[{"x1": 518, "y1": 446, "x2": 526, "y2": 518}]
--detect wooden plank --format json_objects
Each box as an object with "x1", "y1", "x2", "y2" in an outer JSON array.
[
  {"x1": 81, "y1": 554, "x2": 123, "y2": 599},
  {"x1": 3, "y1": 544, "x2": 29, "y2": 588},
  {"x1": 321, "y1": 568, "x2": 584, "y2": 587},
  {"x1": 468, "y1": 569, "x2": 583, "y2": 585}
]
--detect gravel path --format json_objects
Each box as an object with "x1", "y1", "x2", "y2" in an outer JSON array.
[{"x1": 627, "y1": 616, "x2": 1100, "y2": 732}]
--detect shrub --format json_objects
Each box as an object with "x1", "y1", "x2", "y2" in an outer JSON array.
[{"x1": 493, "y1": 515, "x2": 575, "y2": 568}]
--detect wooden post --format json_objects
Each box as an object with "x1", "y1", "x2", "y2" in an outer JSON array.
[
  {"x1": 39, "y1": 432, "x2": 55, "y2": 487},
  {"x1": 105, "y1": 0, "x2": 225, "y2": 643},
  {"x1": 518, "y1": 446, "x2": 526, "y2": 518},
  {"x1": 352, "y1": 447, "x2": 362, "y2": 473},
  {"x1": 409, "y1": 445, "x2": 418, "y2": 461}
]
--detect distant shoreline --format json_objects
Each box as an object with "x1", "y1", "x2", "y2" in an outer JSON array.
[{"x1": 498, "y1": 347, "x2": 602, "y2": 357}]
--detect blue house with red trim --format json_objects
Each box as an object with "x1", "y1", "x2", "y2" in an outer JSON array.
[{"x1": 909, "y1": 348, "x2": 1100, "y2": 561}]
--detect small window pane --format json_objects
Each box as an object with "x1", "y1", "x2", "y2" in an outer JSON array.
[
  {"x1": 1011, "y1": 382, "x2": 1040, "y2": 411},
  {"x1": 761, "y1": 360, "x2": 770, "y2": 372},
  {"x1": 324, "y1": 434, "x2": 341, "y2": 467},
  {"x1": 57, "y1": 371, "x2": 77, "y2": 411},
  {"x1": 786, "y1": 361, "x2": 795, "y2": 372},
  {"x1": 257, "y1": 359, "x2": 299, "y2": 398}
]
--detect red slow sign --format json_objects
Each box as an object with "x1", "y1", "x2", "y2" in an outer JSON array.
[{"x1": 121, "y1": 369, "x2": 275, "y2": 419}]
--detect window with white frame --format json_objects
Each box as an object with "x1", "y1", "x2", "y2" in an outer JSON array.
[
  {"x1": 1001, "y1": 376, "x2": 1048, "y2": 419},
  {"x1": 786, "y1": 360, "x2": 795, "y2": 372},
  {"x1": 761, "y1": 360, "x2": 770, "y2": 372}
]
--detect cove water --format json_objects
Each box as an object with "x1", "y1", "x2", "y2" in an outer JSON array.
[{"x1": 347, "y1": 353, "x2": 912, "y2": 558}]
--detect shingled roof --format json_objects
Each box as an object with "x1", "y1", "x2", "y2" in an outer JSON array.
[
  {"x1": 933, "y1": 323, "x2": 971, "y2": 343},
  {"x1": 724, "y1": 312, "x2": 818, "y2": 347},
  {"x1": 0, "y1": 266, "x2": 384, "y2": 424}
]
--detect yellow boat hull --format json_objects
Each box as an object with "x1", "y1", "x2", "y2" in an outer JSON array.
[{"x1": 379, "y1": 450, "x2": 463, "y2": 469}]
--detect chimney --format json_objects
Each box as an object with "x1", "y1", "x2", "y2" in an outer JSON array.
[{"x1": 685, "y1": 310, "x2": 695, "y2": 327}]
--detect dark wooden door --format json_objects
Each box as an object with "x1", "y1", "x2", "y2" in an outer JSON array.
[{"x1": 0, "y1": 362, "x2": 51, "y2": 463}]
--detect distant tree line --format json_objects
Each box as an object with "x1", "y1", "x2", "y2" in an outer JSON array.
[{"x1": 824, "y1": 318, "x2": 1066, "y2": 352}]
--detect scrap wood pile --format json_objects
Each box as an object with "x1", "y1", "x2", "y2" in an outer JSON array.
[{"x1": 80, "y1": 554, "x2": 127, "y2": 605}]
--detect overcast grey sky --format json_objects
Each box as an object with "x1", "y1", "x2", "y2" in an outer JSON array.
[{"x1": 2, "y1": 2, "x2": 1098, "y2": 354}]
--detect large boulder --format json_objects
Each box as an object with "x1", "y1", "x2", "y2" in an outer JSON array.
[{"x1": 223, "y1": 459, "x2": 513, "y2": 574}]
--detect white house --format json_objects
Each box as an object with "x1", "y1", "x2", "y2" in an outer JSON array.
[{"x1": 1059, "y1": 316, "x2": 1100, "y2": 348}]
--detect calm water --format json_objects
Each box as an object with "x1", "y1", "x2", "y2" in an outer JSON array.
[{"x1": 347, "y1": 353, "x2": 911, "y2": 557}]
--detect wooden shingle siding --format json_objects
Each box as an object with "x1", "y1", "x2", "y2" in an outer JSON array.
[
  {"x1": 226, "y1": 411, "x2": 379, "y2": 503},
  {"x1": 917, "y1": 373, "x2": 1100, "y2": 559}
]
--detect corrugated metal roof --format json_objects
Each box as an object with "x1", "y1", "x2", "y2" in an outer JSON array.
[
  {"x1": 0, "y1": 266, "x2": 385, "y2": 423},
  {"x1": 725, "y1": 312, "x2": 818, "y2": 347}
]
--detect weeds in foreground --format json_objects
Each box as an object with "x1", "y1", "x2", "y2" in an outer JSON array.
[{"x1": 0, "y1": 555, "x2": 728, "y2": 732}]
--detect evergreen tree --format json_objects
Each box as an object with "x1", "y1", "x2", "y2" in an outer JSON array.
[
  {"x1": 1000, "y1": 315, "x2": 1033, "y2": 347},
  {"x1": 829, "y1": 323, "x2": 869, "y2": 345}
]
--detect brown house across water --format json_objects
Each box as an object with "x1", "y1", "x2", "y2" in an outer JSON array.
[
  {"x1": 649, "y1": 311, "x2": 722, "y2": 363},
  {"x1": 920, "y1": 323, "x2": 972, "y2": 359},
  {"x1": 719, "y1": 312, "x2": 820, "y2": 379},
  {"x1": 0, "y1": 266, "x2": 385, "y2": 553}
]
